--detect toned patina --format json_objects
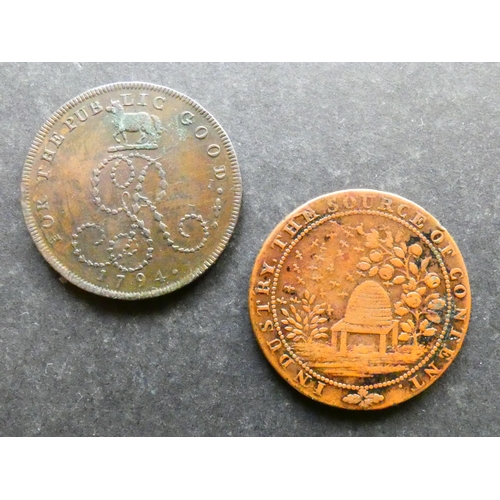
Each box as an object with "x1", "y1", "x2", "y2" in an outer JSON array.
[
  {"x1": 22, "y1": 83, "x2": 242, "y2": 299},
  {"x1": 249, "y1": 190, "x2": 471, "y2": 409}
]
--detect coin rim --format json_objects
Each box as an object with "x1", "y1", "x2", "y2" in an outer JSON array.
[
  {"x1": 248, "y1": 189, "x2": 471, "y2": 409},
  {"x1": 21, "y1": 82, "x2": 242, "y2": 299}
]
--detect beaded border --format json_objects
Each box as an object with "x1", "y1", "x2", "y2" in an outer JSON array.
[{"x1": 270, "y1": 209, "x2": 454, "y2": 391}]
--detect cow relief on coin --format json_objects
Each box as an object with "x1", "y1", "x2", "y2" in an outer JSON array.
[
  {"x1": 249, "y1": 190, "x2": 470, "y2": 409},
  {"x1": 21, "y1": 83, "x2": 242, "y2": 299}
]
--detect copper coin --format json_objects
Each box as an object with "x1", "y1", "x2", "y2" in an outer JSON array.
[
  {"x1": 249, "y1": 190, "x2": 471, "y2": 409},
  {"x1": 21, "y1": 82, "x2": 242, "y2": 299}
]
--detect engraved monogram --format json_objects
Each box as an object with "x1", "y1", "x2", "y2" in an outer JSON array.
[
  {"x1": 22, "y1": 83, "x2": 242, "y2": 299},
  {"x1": 71, "y1": 102, "x2": 209, "y2": 276}
]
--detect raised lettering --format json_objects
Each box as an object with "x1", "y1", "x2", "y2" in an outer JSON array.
[
  {"x1": 96, "y1": 269, "x2": 106, "y2": 282},
  {"x1": 362, "y1": 195, "x2": 373, "y2": 209},
  {"x1": 213, "y1": 165, "x2": 226, "y2": 180},
  {"x1": 450, "y1": 268, "x2": 463, "y2": 280},
  {"x1": 266, "y1": 338, "x2": 281, "y2": 351},
  {"x1": 153, "y1": 96, "x2": 165, "y2": 110},
  {"x1": 272, "y1": 236, "x2": 287, "y2": 250},
  {"x1": 260, "y1": 320, "x2": 274, "y2": 333},
  {"x1": 37, "y1": 168, "x2": 50, "y2": 180},
  {"x1": 327, "y1": 200, "x2": 339, "y2": 213},
  {"x1": 279, "y1": 354, "x2": 295, "y2": 369},
  {"x1": 410, "y1": 375, "x2": 425, "y2": 390},
  {"x1": 314, "y1": 381, "x2": 326, "y2": 396},
  {"x1": 42, "y1": 149, "x2": 56, "y2": 163},
  {"x1": 439, "y1": 347, "x2": 455, "y2": 359},
  {"x1": 454, "y1": 307, "x2": 467, "y2": 321},
  {"x1": 295, "y1": 370, "x2": 312, "y2": 386},
  {"x1": 378, "y1": 197, "x2": 394, "y2": 213},
  {"x1": 299, "y1": 208, "x2": 318, "y2": 223},
  {"x1": 48, "y1": 132, "x2": 65, "y2": 148},
  {"x1": 431, "y1": 230, "x2": 444, "y2": 244},
  {"x1": 424, "y1": 362, "x2": 441, "y2": 379},
  {"x1": 256, "y1": 301, "x2": 270, "y2": 315},
  {"x1": 439, "y1": 245, "x2": 455, "y2": 257},
  {"x1": 195, "y1": 126, "x2": 208, "y2": 139},
  {"x1": 137, "y1": 93, "x2": 148, "y2": 106},
  {"x1": 75, "y1": 107, "x2": 89, "y2": 122},
  {"x1": 155, "y1": 270, "x2": 166, "y2": 283},
  {"x1": 410, "y1": 212, "x2": 426, "y2": 228},
  {"x1": 121, "y1": 93, "x2": 134, "y2": 106},
  {"x1": 90, "y1": 101, "x2": 103, "y2": 115},
  {"x1": 255, "y1": 280, "x2": 270, "y2": 295},
  {"x1": 454, "y1": 284, "x2": 467, "y2": 299},
  {"x1": 260, "y1": 261, "x2": 276, "y2": 276},
  {"x1": 397, "y1": 204, "x2": 408, "y2": 218},
  {"x1": 450, "y1": 328, "x2": 464, "y2": 340},
  {"x1": 180, "y1": 111, "x2": 194, "y2": 125},
  {"x1": 63, "y1": 116, "x2": 77, "y2": 132},
  {"x1": 283, "y1": 219, "x2": 302, "y2": 237},
  {"x1": 41, "y1": 215, "x2": 54, "y2": 229},
  {"x1": 36, "y1": 196, "x2": 49, "y2": 211},
  {"x1": 207, "y1": 144, "x2": 221, "y2": 158},
  {"x1": 343, "y1": 196, "x2": 357, "y2": 209},
  {"x1": 48, "y1": 233, "x2": 62, "y2": 246}
]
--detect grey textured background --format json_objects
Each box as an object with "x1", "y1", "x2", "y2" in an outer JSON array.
[{"x1": 0, "y1": 62, "x2": 498, "y2": 436}]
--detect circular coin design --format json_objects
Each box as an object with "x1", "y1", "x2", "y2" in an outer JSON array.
[
  {"x1": 249, "y1": 190, "x2": 471, "y2": 409},
  {"x1": 22, "y1": 82, "x2": 242, "y2": 299}
]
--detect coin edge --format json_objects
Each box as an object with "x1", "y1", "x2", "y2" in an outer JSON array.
[{"x1": 21, "y1": 82, "x2": 243, "y2": 299}]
